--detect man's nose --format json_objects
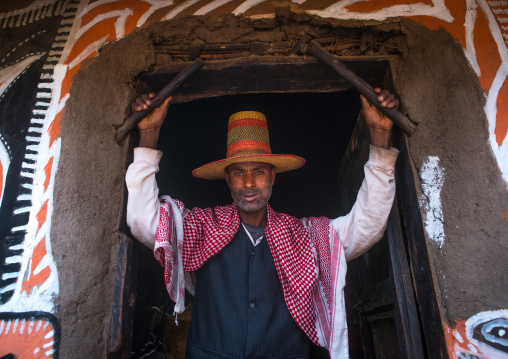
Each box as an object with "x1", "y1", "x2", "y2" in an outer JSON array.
[{"x1": 244, "y1": 172, "x2": 255, "y2": 188}]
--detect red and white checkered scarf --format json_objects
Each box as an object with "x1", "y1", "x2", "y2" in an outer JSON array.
[{"x1": 155, "y1": 197, "x2": 349, "y2": 358}]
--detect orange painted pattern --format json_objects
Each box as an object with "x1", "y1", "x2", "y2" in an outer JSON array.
[
  {"x1": 48, "y1": 111, "x2": 62, "y2": 148},
  {"x1": 0, "y1": 318, "x2": 56, "y2": 358},
  {"x1": 443, "y1": 310, "x2": 508, "y2": 358},
  {"x1": 411, "y1": 2, "x2": 468, "y2": 47},
  {"x1": 43, "y1": 157, "x2": 53, "y2": 192},
  {"x1": 53, "y1": 0, "x2": 508, "y2": 158},
  {"x1": 443, "y1": 320, "x2": 485, "y2": 359},
  {"x1": 474, "y1": 7, "x2": 503, "y2": 93},
  {"x1": 22, "y1": 238, "x2": 51, "y2": 295},
  {"x1": 36, "y1": 200, "x2": 48, "y2": 232}
]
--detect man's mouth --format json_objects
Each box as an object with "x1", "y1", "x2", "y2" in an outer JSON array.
[
  {"x1": 242, "y1": 193, "x2": 259, "y2": 202},
  {"x1": 240, "y1": 190, "x2": 260, "y2": 202}
]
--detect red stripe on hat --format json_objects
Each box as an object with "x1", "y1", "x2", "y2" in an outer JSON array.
[
  {"x1": 226, "y1": 140, "x2": 272, "y2": 158},
  {"x1": 228, "y1": 118, "x2": 268, "y2": 132}
]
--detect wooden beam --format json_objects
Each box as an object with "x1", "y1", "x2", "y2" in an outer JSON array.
[
  {"x1": 307, "y1": 41, "x2": 417, "y2": 136},
  {"x1": 386, "y1": 200, "x2": 425, "y2": 359},
  {"x1": 115, "y1": 60, "x2": 204, "y2": 142},
  {"x1": 392, "y1": 126, "x2": 448, "y2": 358},
  {"x1": 137, "y1": 56, "x2": 394, "y2": 104},
  {"x1": 108, "y1": 235, "x2": 135, "y2": 359}
]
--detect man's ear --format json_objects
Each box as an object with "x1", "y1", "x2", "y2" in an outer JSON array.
[{"x1": 271, "y1": 167, "x2": 276, "y2": 186}]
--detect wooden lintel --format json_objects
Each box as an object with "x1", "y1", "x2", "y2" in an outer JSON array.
[
  {"x1": 138, "y1": 56, "x2": 395, "y2": 104},
  {"x1": 145, "y1": 55, "x2": 397, "y2": 75}
]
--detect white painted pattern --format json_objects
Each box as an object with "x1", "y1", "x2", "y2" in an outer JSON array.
[
  {"x1": 308, "y1": 0, "x2": 454, "y2": 22},
  {"x1": 0, "y1": 54, "x2": 44, "y2": 99},
  {"x1": 464, "y1": 0, "x2": 481, "y2": 76},
  {"x1": 2, "y1": 272, "x2": 19, "y2": 280},
  {"x1": 137, "y1": 0, "x2": 175, "y2": 27},
  {"x1": 74, "y1": 9, "x2": 133, "y2": 40},
  {"x1": 13, "y1": 207, "x2": 31, "y2": 215},
  {"x1": 0, "y1": 0, "x2": 60, "y2": 23},
  {"x1": 163, "y1": 0, "x2": 202, "y2": 19},
  {"x1": 194, "y1": 0, "x2": 234, "y2": 16},
  {"x1": 477, "y1": 0, "x2": 508, "y2": 187},
  {"x1": 11, "y1": 225, "x2": 28, "y2": 233},
  {"x1": 465, "y1": 309, "x2": 508, "y2": 358},
  {"x1": 0, "y1": 285, "x2": 17, "y2": 293},
  {"x1": 233, "y1": 0, "x2": 266, "y2": 15},
  {"x1": 76, "y1": 0, "x2": 122, "y2": 19},
  {"x1": 68, "y1": 35, "x2": 108, "y2": 69},
  {"x1": 453, "y1": 329, "x2": 464, "y2": 343},
  {"x1": 419, "y1": 156, "x2": 446, "y2": 247},
  {"x1": 0, "y1": 1, "x2": 77, "y2": 314},
  {"x1": 0, "y1": 134, "x2": 10, "y2": 208},
  {"x1": 28, "y1": 318, "x2": 34, "y2": 334},
  {"x1": 1, "y1": 31, "x2": 46, "y2": 63}
]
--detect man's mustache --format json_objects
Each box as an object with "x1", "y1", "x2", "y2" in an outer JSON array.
[{"x1": 238, "y1": 189, "x2": 262, "y2": 196}]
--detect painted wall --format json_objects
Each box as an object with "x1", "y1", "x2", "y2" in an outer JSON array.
[{"x1": 0, "y1": 0, "x2": 506, "y2": 358}]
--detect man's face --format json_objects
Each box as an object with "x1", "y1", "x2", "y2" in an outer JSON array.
[{"x1": 225, "y1": 162, "x2": 276, "y2": 214}]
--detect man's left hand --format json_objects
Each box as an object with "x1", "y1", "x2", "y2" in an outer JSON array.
[{"x1": 360, "y1": 88, "x2": 399, "y2": 149}]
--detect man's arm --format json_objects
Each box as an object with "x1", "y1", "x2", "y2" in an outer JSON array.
[
  {"x1": 125, "y1": 94, "x2": 171, "y2": 249},
  {"x1": 332, "y1": 88, "x2": 399, "y2": 260}
]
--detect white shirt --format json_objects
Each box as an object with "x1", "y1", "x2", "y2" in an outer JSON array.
[{"x1": 125, "y1": 145, "x2": 398, "y2": 261}]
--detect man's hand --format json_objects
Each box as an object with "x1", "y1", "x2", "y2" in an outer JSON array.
[
  {"x1": 132, "y1": 93, "x2": 172, "y2": 148},
  {"x1": 360, "y1": 88, "x2": 399, "y2": 149}
]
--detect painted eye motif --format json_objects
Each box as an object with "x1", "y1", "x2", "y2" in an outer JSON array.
[
  {"x1": 0, "y1": 133, "x2": 10, "y2": 208},
  {"x1": 473, "y1": 318, "x2": 508, "y2": 353}
]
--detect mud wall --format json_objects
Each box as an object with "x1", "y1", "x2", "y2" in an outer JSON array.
[
  {"x1": 0, "y1": 1, "x2": 506, "y2": 358},
  {"x1": 392, "y1": 20, "x2": 508, "y2": 356}
]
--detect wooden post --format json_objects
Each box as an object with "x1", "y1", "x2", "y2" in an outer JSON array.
[
  {"x1": 307, "y1": 41, "x2": 417, "y2": 136},
  {"x1": 115, "y1": 60, "x2": 204, "y2": 143}
]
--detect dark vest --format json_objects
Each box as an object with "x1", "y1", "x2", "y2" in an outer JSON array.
[{"x1": 185, "y1": 224, "x2": 310, "y2": 359}]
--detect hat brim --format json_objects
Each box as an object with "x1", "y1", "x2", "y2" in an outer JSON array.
[{"x1": 192, "y1": 154, "x2": 306, "y2": 180}]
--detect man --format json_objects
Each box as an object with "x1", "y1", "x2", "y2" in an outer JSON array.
[{"x1": 126, "y1": 89, "x2": 399, "y2": 359}]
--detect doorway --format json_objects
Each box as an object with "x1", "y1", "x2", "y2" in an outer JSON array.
[
  {"x1": 130, "y1": 90, "x2": 360, "y2": 359},
  {"x1": 121, "y1": 56, "x2": 444, "y2": 359}
]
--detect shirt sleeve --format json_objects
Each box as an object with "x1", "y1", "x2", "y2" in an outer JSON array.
[
  {"x1": 125, "y1": 147, "x2": 163, "y2": 249},
  {"x1": 331, "y1": 145, "x2": 399, "y2": 261}
]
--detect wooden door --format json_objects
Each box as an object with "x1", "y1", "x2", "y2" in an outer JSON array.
[{"x1": 337, "y1": 113, "x2": 425, "y2": 358}]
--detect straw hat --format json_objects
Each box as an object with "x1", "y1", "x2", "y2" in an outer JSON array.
[{"x1": 192, "y1": 111, "x2": 305, "y2": 180}]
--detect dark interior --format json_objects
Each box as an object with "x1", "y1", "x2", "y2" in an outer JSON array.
[{"x1": 156, "y1": 90, "x2": 360, "y2": 219}]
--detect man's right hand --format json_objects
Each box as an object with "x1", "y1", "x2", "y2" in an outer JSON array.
[{"x1": 133, "y1": 93, "x2": 172, "y2": 148}]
